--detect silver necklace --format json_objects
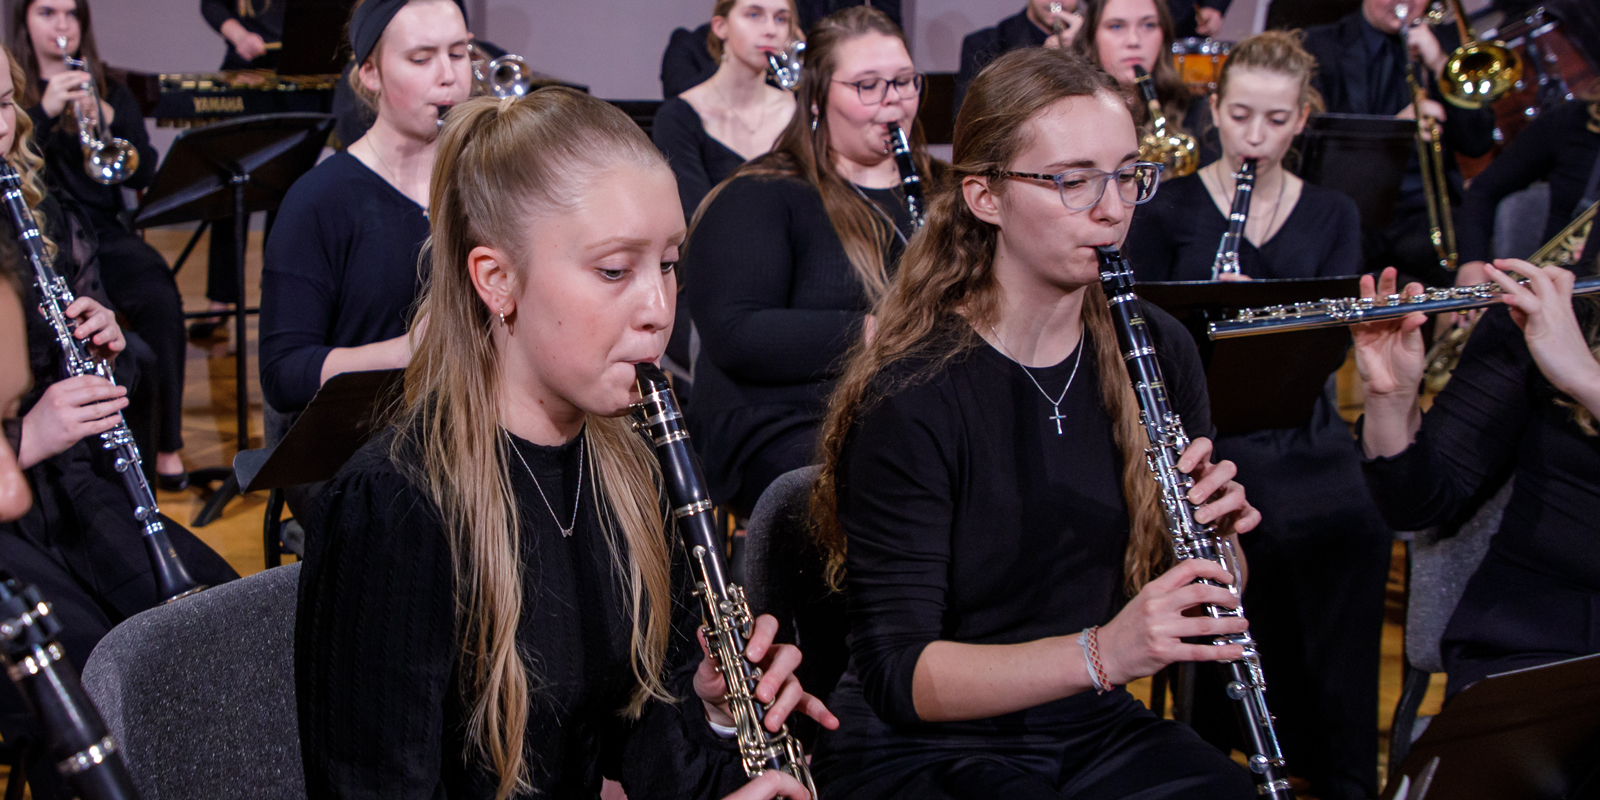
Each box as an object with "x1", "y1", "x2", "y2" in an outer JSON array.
[
  {"x1": 505, "y1": 431, "x2": 584, "y2": 537},
  {"x1": 850, "y1": 182, "x2": 911, "y2": 246},
  {"x1": 710, "y1": 75, "x2": 769, "y2": 136},
  {"x1": 989, "y1": 325, "x2": 1087, "y2": 435}
]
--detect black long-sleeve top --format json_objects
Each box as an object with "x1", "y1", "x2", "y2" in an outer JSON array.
[
  {"x1": 1457, "y1": 100, "x2": 1600, "y2": 265},
  {"x1": 653, "y1": 98, "x2": 749, "y2": 223},
  {"x1": 684, "y1": 172, "x2": 911, "y2": 504},
  {"x1": 1360, "y1": 306, "x2": 1600, "y2": 695},
  {"x1": 829, "y1": 310, "x2": 1210, "y2": 736},
  {"x1": 661, "y1": 24, "x2": 717, "y2": 100},
  {"x1": 201, "y1": 0, "x2": 283, "y2": 70},
  {"x1": 296, "y1": 428, "x2": 746, "y2": 799},
  {"x1": 27, "y1": 79, "x2": 158, "y2": 231},
  {"x1": 260, "y1": 152, "x2": 429, "y2": 413},
  {"x1": 1126, "y1": 173, "x2": 1364, "y2": 280}
]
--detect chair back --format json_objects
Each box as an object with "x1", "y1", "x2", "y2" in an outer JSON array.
[
  {"x1": 1405, "y1": 480, "x2": 1512, "y2": 673},
  {"x1": 80, "y1": 563, "x2": 305, "y2": 800}
]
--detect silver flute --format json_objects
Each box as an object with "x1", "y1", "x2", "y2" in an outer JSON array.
[
  {"x1": 633, "y1": 363, "x2": 819, "y2": 798},
  {"x1": 1211, "y1": 159, "x2": 1255, "y2": 279},
  {"x1": 886, "y1": 121, "x2": 925, "y2": 230},
  {"x1": 1097, "y1": 246, "x2": 1294, "y2": 800},
  {"x1": 1209, "y1": 274, "x2": 1600, "y2": 340},
  {"x1": 0, "y1": 158, "x2": 202, "y2": 604}
]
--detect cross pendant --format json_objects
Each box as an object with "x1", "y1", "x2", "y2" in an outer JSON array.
[{"x1": 1049, "y1": 405, "x2": 1066, "y2": 435}]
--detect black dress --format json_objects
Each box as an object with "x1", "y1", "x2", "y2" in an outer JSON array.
[
  {"x1": 1456, "y1": 100, "x2": 1600, "y2": 268},
  {"x1": 685, "y1": 172, "x2": 912, "y2": 515},
  {"x1": 1127, "y1": 173, "x2": 1389, "y2": 800},
  {"x1": 296, "y1": 429, "x2": 747, "y2": 799},
  {"x1": 201, "y1": 0, "x2": 283, "y2": 71},
  {"x1": 1361, "y1": 306, "x2": 1600, "y2": 699},
  {"x1": 653, "y1": 97, "x2": 750, "y2": 224},
  {"x1": 811, "y1": 311, "x2": 1254, "y2": 800},
  {"x1": 260, "y1": 152, "x2": 430, "y2": 414}
]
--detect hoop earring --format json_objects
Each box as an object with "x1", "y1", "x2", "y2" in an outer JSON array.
[
  {"x1": 811, "y1": 117, "x2": 818, "y2": 132},
  {"x1": 498, "y1": 307, "x2": 507, "y2": 326}
]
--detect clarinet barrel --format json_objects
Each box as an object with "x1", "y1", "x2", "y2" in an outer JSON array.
[{"x1": 0, "y1": 573, "x2": 142, "y2": 800}]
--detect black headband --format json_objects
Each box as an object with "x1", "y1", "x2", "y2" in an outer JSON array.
[{"x1": 350, "y1": 0, "x2": 467, "y2": 66}]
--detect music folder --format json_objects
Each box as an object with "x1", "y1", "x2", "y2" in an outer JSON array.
[
  {"x1": 1135, "y1": 277, "x2": 1361, "y2": 436},
  {"x1": 1297, "y1": 113, "x2": 1416, "y2": 232}
]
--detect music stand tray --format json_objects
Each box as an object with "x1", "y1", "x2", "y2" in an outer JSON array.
[
  {"x1": 135, "y1": 112, "x2": 336, "y2": 525},
  {"x1": 1298, "y1": 113, "x2": 1416, "y2": 231},
  {"x1": 1137, "y1": 277, "x2": 1361, "y2": 436}
]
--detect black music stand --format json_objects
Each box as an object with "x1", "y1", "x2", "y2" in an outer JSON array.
[
  {"x1": 233, "y1": 369, "x2": 404, "y2": 568},
  {"x1": 1136, "y1": 277, "x2": 1362, "y2": 436},
  {"x1": 1381, "y1": 653, "x2": 1600, "y2": 800},
  {"x1": 1298, "y1": 113, "x2": 1416, "y2": 232},
  {"x1": 134, "y1": 112, "x2": 336, "y2": 526}
]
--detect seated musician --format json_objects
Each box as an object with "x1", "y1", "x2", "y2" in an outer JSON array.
[
  {"x1": 13, "y1": 0, "x2": 191, "y2": 490},
  {"x1": 655, "y1": 0, "x2": 799, "y2": 225},
  {"x1": 684, "y1": 6, "x2": 929, "y2": 518},
  {"x1": 1456, "y1": 89, "x2": 1600, "y2": 284},
  {"x1": 808, "y1": 46, "x2": 1258, "y2": 800},
  {"x1": 1301, "y1": 0, "x2": 1496, "y2": 285},
  {"x1": 1354, "y1": 263, "x2": 1600, "y2": 699},
  {"x1": 295, "y1": 87, "x2": 835, "y2": 800},
  {"x1": 954, "y1": 1, "x2": 1083, "y2": 120},
  {"x1": 1073, "y1": 0, "x2": 1213, "y2": 156},
  {"x1": 1125, "y1": 31, "x2": 1388, "y2": 800},
  {"x1": 0, "y1": 45, "x2": 236, "y2": 800}
]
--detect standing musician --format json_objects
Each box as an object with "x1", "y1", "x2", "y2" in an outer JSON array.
[
  {"x1": 655, "y1": 0, "x2": 800, "y2": 226},
  {"x1": 953, "y1": 0, "x2": 1084, "y2": 121},
  {"x1": 1074, "y1": 0, "x2": 1213, "y2": 153},
  {"x1": 806, "y1": 46, "x2": 1258, "y2": 799},
  {"x1": 1302, "y1": 0, "x2": 1496, "y2": 285},
  {"x1": 0, "y1": 44, "x2": 235, "y2": 800},
  {"x1": 1354, "y1": 262, "x2": 1600, "y2": 699},
  {"x1": 1126, "y1": 32, "x2": 1389, "y2": 800},
  {"x1": 259, "y1": 0, "x2": 468, "y2": 519},
  {"x1": 684, "y1": 6, "x2": 930, "y2": 518},
  {"x1": 295, "y1": 88, "x2": 835, "y2": 800},
  {"x1": 12, "y1": 0, "x2": 190, "y2": 490}
]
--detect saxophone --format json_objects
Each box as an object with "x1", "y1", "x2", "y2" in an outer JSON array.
[
  {"x1": 633, "y1": 363, "x2": 819, "y2": 797},
  {"x1": 0, "y1": 158, "x2": 203, "y2": 604},
  {"x1": 0, "y1": 573, "x2": 142, "y2": 800},
  {"x1": 1132, "y1": 65, "x2": 1198, "y2": 178},
  {"x1": 1095, "y1": 246, "x2": 1294, "y2": 800},
  {"x1": 1211, "y1": 159, "x2": 1256, "y2": 280},
  {"x1": 886, "y1": 121, "x2": 925, "y2": 230}
]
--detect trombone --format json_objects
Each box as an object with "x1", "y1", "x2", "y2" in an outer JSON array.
[
  {"x1": 56, "y1": 36, "x2": 137, "y2": 185},
  {"x1": 1397, "y1": 2, "x2": 1458, "y2": 274},
  {"x1": 1433, "y1": 0, "x2": 1521, "y2": 109}
]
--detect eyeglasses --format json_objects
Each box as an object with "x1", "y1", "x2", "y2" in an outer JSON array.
[
  {"x1": 995, "y1": 162, "x2": 1164, "y2": 211},
  {"x1": 833, "y1": 73, "x2": 924, "y2": 105}
]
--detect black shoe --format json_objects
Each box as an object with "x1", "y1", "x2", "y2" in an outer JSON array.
[
  {"x1": 157, "y1": 471, "x2": 190, "y2": 492},
  {"x1": 187, "y1": 319, "x2": 225, "y2": 340}
]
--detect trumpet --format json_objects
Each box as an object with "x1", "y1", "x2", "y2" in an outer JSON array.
[
  {"x1": 766, "y1": 40, "x2": 805, "y2": 91},
  {"x1": 56, "y1": 36, "x2": 137, "y2": 185},
  {"x1": 471, "y1": 44, "x2": 532, "y2": 99},
  {"x1": 1131, "y1": 64, "x2": 1197, "y2": 178}
]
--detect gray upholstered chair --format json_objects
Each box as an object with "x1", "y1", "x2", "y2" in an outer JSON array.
[
  {"x1": 80, "y1": 563, "x2": 304, "y2": 800},
  {"x1": 1388, "y1": 480, "x2": 1511, "y2": 782}
]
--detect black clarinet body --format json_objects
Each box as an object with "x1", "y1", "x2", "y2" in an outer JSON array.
[
  {"x1": 1095, "y1": 246, "x2": 1294, "y2": 799},
  {"x1": 0, "y1": 573, "x2": 142, "y2": 800},
  {"x1": 885, "y1": 121, "x2": 925, "y2": 230},
  {"x1": 0, "y1": 159, "x2": 202, "y2": 605},
  {"x1": 1211, "y1": 159, "x2": 1256, "y2": 279},
  {"x1": 633, "y1": 363, "x2": 818, "y2": 797}
]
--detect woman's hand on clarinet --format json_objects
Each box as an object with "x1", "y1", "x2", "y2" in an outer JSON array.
[
  {"x1": 1487, "y1": 259, "x2": 1600, "y2": 411},
  {"x1": 721, "y1": 770, "x2": 812, "y2": 800},
  {"x1": 1176, "y1": 436, "x2": 1260, "y2": 535},
  {"x1": 694, "y1": 613, "x2": 841, "y2": 734},
  {"x1": 66, "y1": 296, "x2": 124, "y2": 361},
  {"x1": 1096, "y1": 559, "x2": 1248, "y2": 684},
  {"x1": 39, "y1": 70, "x2": 95, "y2": 120},
  {"x1": 17, "y1": 375, "x2": 127, "y2": 469}
]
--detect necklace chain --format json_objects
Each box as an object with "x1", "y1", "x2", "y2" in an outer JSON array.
[
  {"x1": 989, "y1": 325, "x2": 1087, "y2": 435},
  {"x1": 850, "y1": 183, "x2": 911, "y2": 246},
  {"x1": 711, "y1": 76, "x2": 769, "y2": 136},
  {"x1": 506, "y1": 431, "x2": 584, "y2": 537}
]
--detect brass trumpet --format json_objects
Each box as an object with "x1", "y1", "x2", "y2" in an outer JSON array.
[{"x1": 57, "y1": 36, "x2": 137, "y2": 185}]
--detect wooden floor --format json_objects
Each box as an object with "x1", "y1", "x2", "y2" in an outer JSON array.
[{"x1": 3, "y1": 225, "x2": 1450, "y2": 798}]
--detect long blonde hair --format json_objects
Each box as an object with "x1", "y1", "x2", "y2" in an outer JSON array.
[
  {"x1": 812, "y1": 46, "x2": 1170, "y2": 594},
  {"x1": 392, "y1": 88, "x2": 675, "y2": 800},
  {"x1": 1, "y1": 45, "x2": 51, "y2": 257}
]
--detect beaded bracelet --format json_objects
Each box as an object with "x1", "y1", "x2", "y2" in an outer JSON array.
[{"x1": 1078, "y1": 626, "x2": 1112, "y2": 694}]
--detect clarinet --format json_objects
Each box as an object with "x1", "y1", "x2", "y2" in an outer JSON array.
[
  {"x1": 0, "y1": 159, "x2": 203, "y2": 604},
  {"x1": 885, "y1": 121, "x2": 925, "y2": 230},
  {"x1": 1211, "y1": 159, "x2": 1256, "y2": 280},
  {"x1": 633, "y1": 363, "x2": 819, "y2": 798},
  {"x1": 1095, "y1": 246, "x2": 1294, "y2": 800},
  {"x1": 0, "y1": 572, "x2": 142, "y2": 800}
]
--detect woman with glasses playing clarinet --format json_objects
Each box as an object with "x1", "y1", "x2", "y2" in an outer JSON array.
[
  {"x1": 685, "y1": 6, "x2": 931, "y2": 518},
  {"x1": 1124, "y1": 33, "x2": 1388, "y2": 800},
  {"x1": 808, "y1": 45, "x2": 1260, "y2": 800}
]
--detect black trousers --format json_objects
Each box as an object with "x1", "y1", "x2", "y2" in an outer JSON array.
[{"x1": 96, "y1": 226, "x2": 185, "y2": 454}]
